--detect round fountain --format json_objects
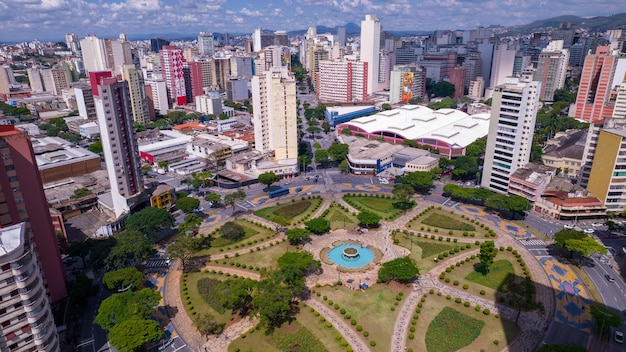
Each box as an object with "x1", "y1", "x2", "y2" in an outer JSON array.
[{"x1": 327, "y1": 243, "x2": 374, "y2": 269}]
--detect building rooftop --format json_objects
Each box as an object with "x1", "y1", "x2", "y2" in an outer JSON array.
[
  {"x1": 338, "y1": 104, "x2": 490, "y2": 148},
  {"x1": 30, "y1": 136, "x2": 100, "y2": 170},
  {"x1": 510, "y1": 163, "x2": 556, "y2": 185},
  {"x1": 348, "y1": 138, "x2": 406, "y2": 161},
  {"x1": 0, "y1": 222, "x2": 25, "y2": 257},
  {"x1": 542, "y1": 129, "x2": 587, "y2": 160}
]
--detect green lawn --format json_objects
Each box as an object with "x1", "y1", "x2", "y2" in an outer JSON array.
[
  {"x1": 343, "y1": 195, "x2": 403, "y2": 218},
  {"x1": 395, "y1": 234, "x2": 476, "y2": 273},
  {"x1": 182, "y1": 272, "x2": 233, "y2": 324},
  {"x1": 229, "y1": 305, "x2": 344, "y2": 352},
  {"x1": 210, "y1": 240, "x2": 293, "y2": 271},
  {"x1": 425, "y1": 307, "x2": 484, "y2": 352},
  {"x1": 314, "y1": 283, "x2": 409, "y2": 352},
  {"x1": 422, "y1": 213, "x2": 476, "y2": 231},
  {"x1": 407, "y1": 294, "x2": 520, "y2": 352},
  {"x1": 465, "y1": 260, "x2": 515, "y2": 291},
  {"x1": 323, "y1": 207, "x2": 358, "y2": 230},
  {"x1": 200, "y1": 220, "x2": 275, "y2": 255},
  {"x1": 254, "y1": 199, "x2": 321, "y2": 225}
]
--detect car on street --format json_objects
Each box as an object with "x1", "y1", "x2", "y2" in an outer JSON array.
[
  {"x1": 564, "y1": 224, "x2": 576, "y2": 229},
  {"x1": 295, "y1": 187, "x2": 303, "y2": 192},
  {"x1": 584, "y1": 228, "x2": 595, "y2": 234},
  {"x1": 615, "y1": 331, "x2": 624, "y2": 344},
  {"x1": 606, "y1": 274, "x2": 616, "y2": 283},
  {"x1": 591, "y1": 222, "x2": 604, "y2": 227}
]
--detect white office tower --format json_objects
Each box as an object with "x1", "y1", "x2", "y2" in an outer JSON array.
[
  {"x1": 253, "y1": 28, "x2": 262, "y2": 52},
  {"x1": 80, "y1": 35, "x2": 109, "y2": 74},
  {"x1": 360, "y1": 14, "x2": 381, "y2": 94},
  {"x1": 489, "y1": 45, "x2": 516, "y2": 88},
  {"x1": 198, "y1": 32, "x2": 215, "y2": 56},
  {"x1": 481, "y1": 76, "x2": 541, "y2": 193},
  {"x1": 146, "y1": 73, "x2": 169, "y2": 115},
  {"x1": 65, "y1": 33, "x2": 80, "y2": 54},
  {"x1": 534, "y1": 40, "x2": 569, "y2": 102},
  {"x1": 122, "y1": 65, "x2": 150, "y2": 125},
  {"x1": 252, "y1": 67, "x2": 297, "y2": 161}
]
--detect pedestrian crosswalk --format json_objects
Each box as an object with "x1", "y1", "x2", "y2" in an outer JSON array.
[{"x1": 520, "y1": 238, "x2": 547, "y2": 247}]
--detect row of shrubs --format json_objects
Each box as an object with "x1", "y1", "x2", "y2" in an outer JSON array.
[
  {"x1": 311, "y1": 288, "x2": 376, "y2": 346},
  {"x1": 320, "y1": 201, "x2": 356, "y2": 219},
  {"x1": 209, "y1": 218, "x2": 277, "y2": 251},
  {"x1": 216, "y1": 238, "x2": 287, "y2": 260},
  {"x1": 284, "y1": 196, "x2": 324, "y2": 226}
]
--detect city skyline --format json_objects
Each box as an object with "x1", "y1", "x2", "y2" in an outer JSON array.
[{"x1": 0, "y1": 0, "x2": 623, "y2": 43}]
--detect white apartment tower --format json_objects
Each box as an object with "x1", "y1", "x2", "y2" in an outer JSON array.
[
  {"x1": 252, "y1": 67, "x2": 297, "y2": 161},
  {"x1": 122, "y1": 65, "x2": 150, "y2": 125},
  {"x1": 198, "y1": 32, "x2": 215, "y2": 56},
  {"x1": 80, "y1": 35, "x2": 109, "y2": 74},
  {"x1": 360, "y1": 14, "x2": 381, "y2": 94},
  {"x1": 94, "y1": 77, "x2": 144, "y2": 218},
  {"x1": 318, "y1": 60, "x2": 368, "y2": 103},
  {"x1": 481, "y1": 75, "x2": 541, "y2": 193},
  {"x1": 65, "y1": 33, "x2": 80, "y2": 54},
  {"x1": 489, "y1": 45, "x2": 516, "y2": 88},
  {"x1": 0, "y1": 66, "x2": 17, "y2": 94},
  {"x1": 534, "y1": 40, "x2": 569, "y2": 102}
]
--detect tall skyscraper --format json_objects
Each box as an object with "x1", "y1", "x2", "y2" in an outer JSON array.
[
  {"x1": 449, "y1": 66, "x2": 466, "y2": 99},
  {"x1": 65, "y1": 33, "x2": 80, "y2": 54},
  {"x1": 80, "y1": 35, "x2": 109, "y2": 74},
  {"x1": 318, "y1": 59, "x2": 368, "y2": 103},
  {"x1": 75, "y1": 84, "x2": 97, "y2": 119},
  {"x1": 534, "y1": 41, "x2": 569, "y2": 102},
  {"x1": 160, "y1": 45, "x2": 187, "y2": 106},
  {"x1": 489, "y1": 45, "x2": 516, "y2": 88},
  {"x1": 150, "y1": 37, "x2": 170, "y2": 53},
  {"x1": 481, "y1": 75, "x2": 541, "y2": 193},
  {"x1": 198, "y1": 32, "x2": 215, "y2": 56},
  {"x1": 587, "y1": 128, "x2": 626, "y2": 212},
  {"x1": 122, "y1": 65, "x2": 150, "y2": 125},
  {"x1": 574, "y1": 45, "x2": 619, "y2": 123},
  {"x1": 360, "y1": 14, "x2": 381, "y2": 94},
  {"x1": 0, "y1": 65, "x2": 17, "y2": 94},
  {"x1": 337, "y1": 26, "x2": 346, "y2": 47},
  {"x1": 93, "y1": 76, "x2": 144, "y2": 218},
  {"x1": 252, "y1": 67, "x2": 297, "y2": 161}
]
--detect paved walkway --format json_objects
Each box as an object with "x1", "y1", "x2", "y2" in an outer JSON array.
[{"x1": 304, "y1": 299, "x2": 371, "y2": 352}]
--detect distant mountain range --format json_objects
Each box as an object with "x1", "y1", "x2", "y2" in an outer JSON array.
[{"x1": 508, "y1": 13, "x2": 626, "y2": 34}]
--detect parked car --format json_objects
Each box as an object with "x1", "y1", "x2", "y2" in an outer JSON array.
[
  {"x1": 591, "y1": 222, "x2": 604, "y2": 227},
  {"x1": 606, "y1": 274, "x2": 616, "y2": 283},
  {"x1": 564, "y1": 224, "x2": 575, "y2": 229},
  {"x1": 584, "y1": 228, "x2": 595, "y2": 234},
  {"x1": 615, "y1": 331, "x2": 624, "y2": 344}
]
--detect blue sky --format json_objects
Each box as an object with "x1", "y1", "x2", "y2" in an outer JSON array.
[{"x1": 0, "y1": 0, "x2": 622, "y2": 42}]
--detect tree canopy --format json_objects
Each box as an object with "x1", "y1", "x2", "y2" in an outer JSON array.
[
  {"x1": 176, "y1": 196, "x2": 200, "y2": 213},
  {"x1": 103, "y1": 267, "x2": 143, "y2": 292},
  {"x1": 378, "y1": 256, "x2": 419, "y2": 283},
  {"x1": 452, "y1": 156, "x2": 479, "y2": 180},
  {"x1": 108, "y1": 318, "x2": 162, "y2": 351},
  {"x1": 285, "y1": 228, "x2": 311, "y2": 244},
  {"x1": 224, "y1": 189, "x2": 246, "y2": 215},
  {"x1": 220, "y1": 221, "x2": 245, "y2": 241},
  {"x1": 426, "y1": 79, "x2": 456, "y2": 98},
  {"x1": 328, "y1": 143, "x2": 349, "y2": 162},
  {"x1": 94, "y1": 288, "x2": 161, "y2": 331},
  {"x1": 277, "y1": 251, "x2": 321, "y2": 274},
  {"x1": 314, "y1": 149, "x2": 330, "y2": 167},
  {"x1": 396, "y1": 171, "x2": 433, "y2": 194},
  {"x1": 258, "y1": 172, "x2": 280, "y2": 190},
  {"x1": 304, "y1": 217, "x2": 330, "y2": 235},
  {"x1": 125, "y1": 207, "x2": 173, "y2": 241},
  {"x1": 104, "y1": 231, "x2": 153, "y2": 270},
  {"x1": 484, "y1": 194, "x2": 530, "y2": 219},
  {"x1": 252, "y1": 277, "x2": 293, "y2": 332},
  {"x1": 166, "y1": 233, "x2": 202, "y2": 270},
  {"x1": 590, "y1": 304, "x2": 621, "y2": 335},
  {"x1": 357, "y1": 211, "x2": 381, "y2": 228},
  {"x1": 554, "y1": 229, "x2": 607, "y2": 258},
  {"x1": 392, "y1": 184, "x2": 416, "y2": 212}
]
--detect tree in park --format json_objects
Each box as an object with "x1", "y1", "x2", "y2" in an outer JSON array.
[
  {"x1": 108, "y1": 318, "x2": 162, "y2": 351},
  {"x1": 166, "y1": 233, "x2": 201, "y2": 271},
  {"x1": 590, "y1": 304, "x2": 622, "y2": 337},
  {"x1": 104, "y1": 231, "x2": 153, "y2": 270},
  {"x1": 178, "y1": 214, "x2": 202, "y2": 235},
  {"x1": 397, "y1": 171, "x2": 433, "y2": 194},
  {"x1": 485, "y1": 194, "x2": 530, "y2": 219},
  {"x1": 452, "y1": 156, "x2": 478, "y2": 180},
  {"x1": 94, "y1": 288, "x2": 161, "y2": 331},
  {"x1": 220, "y1": 221, "x2": 245, "y2": 241},
  {"x1": 125, "y1": 207, "x2": 173, "y2": 241},
  {"x1": 506, "y1": 278, "x2": 543, "y2": 325},
  {"x1": 194, "y1": 313, "x2": 224, "y2": 336},
  {"x1": 258, "y1": 172, "x2": 280, "y2": 191},
  {"x1": 554, "y1": 229, "x2": 607, "y2": 258},
  {"x1": 277, "y1": 251, "x2": 321, "y2": 274},
  {"x1": 224, "y1": 188, "x2": 246, "y2": 215},
  {"x1": 304, "y1": 217, "x2": 330, "y2": 235},
  {"x1": 328, "y1": 143, "x2": 349, "y2": 162},
  {"x1": 378, "y1": 256, "x2": 419, "y2": 283},
  {"x1": 478, "y1": 240, "x2": 498, "y2": 274},
  {"x1": 216, "y1": 278, "x2": 256, "y2": 315},
  {"x1": 204, "y1": 193, "x2": 221, "y2": 205},
  {"x1": 338, "y1": 159, "x2": 350, "y2": 174},
  {"x1": 252, "y1": 277, "x2": 293, "y2": 332},
  {"x1": 103, "y1": 267, "x2": 143, "y2": 292},
  {"x1": 176, "y1": 196, "x2": 200, "y2": 213},
  {"x1": 392, "y1": 184, "x2": 415, "y2": 212},
  {"x1": 285, "y1": 228, "x2": 311, "y2": 244},
  {"x1": 357, "y1": 211, "x2": 381, "y2": 228}
]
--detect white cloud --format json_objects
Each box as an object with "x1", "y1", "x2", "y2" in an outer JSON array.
[{"x1": 240, "y1": 7, "x2": 263, "y2": 17}]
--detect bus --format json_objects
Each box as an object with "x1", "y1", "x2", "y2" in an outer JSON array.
[{"x1": 269, "y1": 187, "x2": 290, "y2": 198}]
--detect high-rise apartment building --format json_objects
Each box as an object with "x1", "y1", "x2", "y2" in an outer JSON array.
[
  {"x1": 27, "y1": 67, "x2": 46, "y2": 93},
  {"x1": 481, "y1": 75, "x2": 541, "y2": 193},
  {"x1": 468, "y1": 77, "x2": 484, "y2": 99},
  {"x1": 75, "y1": 84, "x2": 97, "y2": 119},
  {"x1": 253, "y1": 29, "x2": 289, "y2": 52},
  {"x1": 389, "y1": 64, "x2": 425, "y2": 104},
  {"x1": 65, "y1": 33, "x2": 80, "y2": 54},
  {"x1": 198, "y1": 32, "x2": 215, "y2": 56},
  {"x1": 587, "y1": 128, "x2": 626, "y2": 213},
  {"x1": 122, "y1": 65, "x2": 150, "y2": 125},
  {"x1": 449, "y1": 66, "x2": 466, "y2": 99},
  {"x1": 93, "y1": 76, "x2": 144, "y2": 218},
  {"x1": 337, "y1": 26, "x2": 346, "y2": 47},
  {"x1": 489, "y1": 45, "x2": 516, "y2": 88},
  {"x1": 534, "y1": 41, "x2": 569, "y2": 102},
  {"x1": 160, "y1": 46, "x2": 187, "y2": 106},
  {"x1": 360, "y1": 14, "x2": 381, "y2": 94},
  {"x1": 188, "y1": 60, "x2": 213, "y2": 98},
  {"x1": 252, "y1": 67, "x2": 297, "y2": 161},
  {"x1": 378, "y1": 50, "x2": 394, "y2": 91},
  {"x1": 49, "y1": 65, "x2": 71, "y2": 95},
  {"x1": 80, "y1": 35, "x2": 109, "y2": 74},
  {"x1": 318, "y1": 60, "x2": 368, "y2": 103},
  {"x1": 150, "y1": 37, "x2": 170, "y2": 53},
  {"x1": 0, "y1": 66, "x2": 17, "y2": 94},
  {"x1": 257, "y1": 46, "x2": 291, "y2": 72},
  {"x1": 146, "y1": 74, "x2": 169, "y2": 115},
  {"x1": 613, "y1": 81, "x2": 626, "y2": 119},
  {"x1": 573, "y1": 45, "x2": 619, "y2": 123},
  {"x1": 463, "y1": 51, "x2": 482, "y2": 90}
]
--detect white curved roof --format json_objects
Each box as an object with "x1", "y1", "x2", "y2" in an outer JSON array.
[{"x1": 338, "y1": 105, "x2": 490, "y2": 148}]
